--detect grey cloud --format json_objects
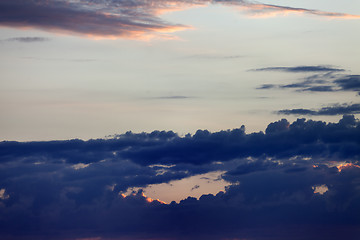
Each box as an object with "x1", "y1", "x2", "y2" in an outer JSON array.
[
  {"x1": 256, "y1": 84, "x2": 277, "y2": 89},
  {"x1": 301, "y1": 85, "x2": 335, "y2": 92},
  {"x1": 255, "y1": 66, "x2": 360, "y2": 95},
  {"x1": 277, "y1": 103, "x2": 360, "y2": 116},
  {"x1": 335, "y1": 75, "x2": 360, "y2": 91}
]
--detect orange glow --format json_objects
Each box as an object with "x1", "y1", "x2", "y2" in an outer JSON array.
[
  {"x1": 123, "y1": 191, "x2": 167, "y2": 204},
  {"x1": 152, "y1": 2, "x2": 205, "y2": 15},
  {"x1": 337, "y1": 163, "x2": 360, "y2": 172},
  {"x1": 143, "y1": 192, "x2": 167, "y2": 204}
]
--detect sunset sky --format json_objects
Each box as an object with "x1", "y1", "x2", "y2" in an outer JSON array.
[{"x1": 0, "y1": 1, "x2": 360, "y2": 240}]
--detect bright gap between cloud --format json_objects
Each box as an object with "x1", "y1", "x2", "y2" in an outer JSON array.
[{"x1": 123, "y1": 171, "x2": 230, "y2": 203}]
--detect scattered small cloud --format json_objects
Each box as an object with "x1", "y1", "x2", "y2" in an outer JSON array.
[{"x1": 191, "y1": 184, "x2": 200, "y2": 191}]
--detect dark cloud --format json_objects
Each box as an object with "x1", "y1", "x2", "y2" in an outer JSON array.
[
  {"x1": 335, "y1": 75, "x2": 360, "y2": 91},
  {"x1": 1, "y1": 116, "x2": 360, "y2": 239},
  {"x1": 255, "y1": 66, "x2": 360, "y2": 95},
  {"x1": 252, "y1": 65, "x2": 345, "y2": 73},
  {"x1": 4, "y1": 37, "x2": 50, "y2": 42},
  {"x1": 1, "y1": 116, "x2": 360, "y2": 166},
  {"x1": 256, "y1": 84, "x2": 277, "y2": 89},
  {"x1": 0, "y1": 1, "x2": 358, "y2": 39},
  {"x1": 0, "y1": 0, "x2": 189, "y2": 39},
  {"x1": 302, "y1": 85, "x2": 335, "y2": 92},
  {"x1": 278, "y1": 103, "x2": 360, "y2": 116},
  {"x1": 191, "y1": 184, "x2": 200, "y2": 191}
]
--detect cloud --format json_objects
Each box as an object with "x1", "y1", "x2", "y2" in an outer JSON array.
[
  {"x1": 235, "y1": 1, "x2": 360, "y2": 19},
  {"x1": 0, "y1": 1, "x2": 359, "y2": 39},
  {"x1": 3, "y1": 37, "x2": 50, "y2": 42},
  {"x1": 1, "y1": 116, "x2": 360, "y2": 239},
  {"x1": 334, "y1": 75, "x2": 360, "y2": 91},
  {"x1": 156, "y1": 96, "x2": 191, "y2": 99},
  {"x1": 252, "y1": 65, "x2": 345, "y2": 73},
  {"x1": 277, "y1": 103, "x2": 360, "y2": 116},
  {"x1": 2, "y1": 116, "x2": 360, "y2": 167},
  {"x1": 255, "y1": 66, "x2": 360, "y2": 95},
  {"x1": 185, "y1": 54, "x2": 245, "y2": 59},
  {"x1": 0, "y1": 0, "x2": 190, "y2": 39}
]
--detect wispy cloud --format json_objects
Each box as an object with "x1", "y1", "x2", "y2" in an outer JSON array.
[{"x1": 0, "y1": 0, "x2": 358, "y2": 39}]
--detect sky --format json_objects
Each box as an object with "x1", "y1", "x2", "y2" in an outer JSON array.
[{"x1": 0, "y1": 1, "x2": 360, "y2": 240}]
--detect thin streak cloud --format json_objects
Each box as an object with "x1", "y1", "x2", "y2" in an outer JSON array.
[
  {"x1": 252, "y1": 65, "x2": 345, "y2": 73},
  {"x1": 3, "y1": 37, "x2": 50, "y2": 42}
]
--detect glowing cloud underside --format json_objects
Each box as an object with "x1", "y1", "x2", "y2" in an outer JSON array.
[{"x1": 0, "y1": 0, "x2": 359, "y2": 39}]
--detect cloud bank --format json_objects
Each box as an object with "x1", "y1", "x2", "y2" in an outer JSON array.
[
  {"x1": 1, "y1": 116, "x2": 360, "y2": 240},
  {"x1": 0, "y1": 0, "x2": 359, "y2": 39}
]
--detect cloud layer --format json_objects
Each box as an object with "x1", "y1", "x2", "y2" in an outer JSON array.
[
  {"x1": 1, "y1": 116, "x2": 360, "y2": 239},
  {"x1": 0, "y1": 0, "x2": 359, "y2": 39}
]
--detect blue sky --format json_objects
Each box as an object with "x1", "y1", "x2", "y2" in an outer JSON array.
[{"x1": 0, "y1": 1, "x2": 360, "y2": 240}]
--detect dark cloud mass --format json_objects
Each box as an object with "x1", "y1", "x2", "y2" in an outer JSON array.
[
  {"x1": 0, "y1": 116, "x2": 360, "y2": 239},
  {"x1": 278, "y1": 103, "x2": 360, "y2": 116},
  {"x1": 0, "y1": 1, "x2": 358, "y2": 39}
]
